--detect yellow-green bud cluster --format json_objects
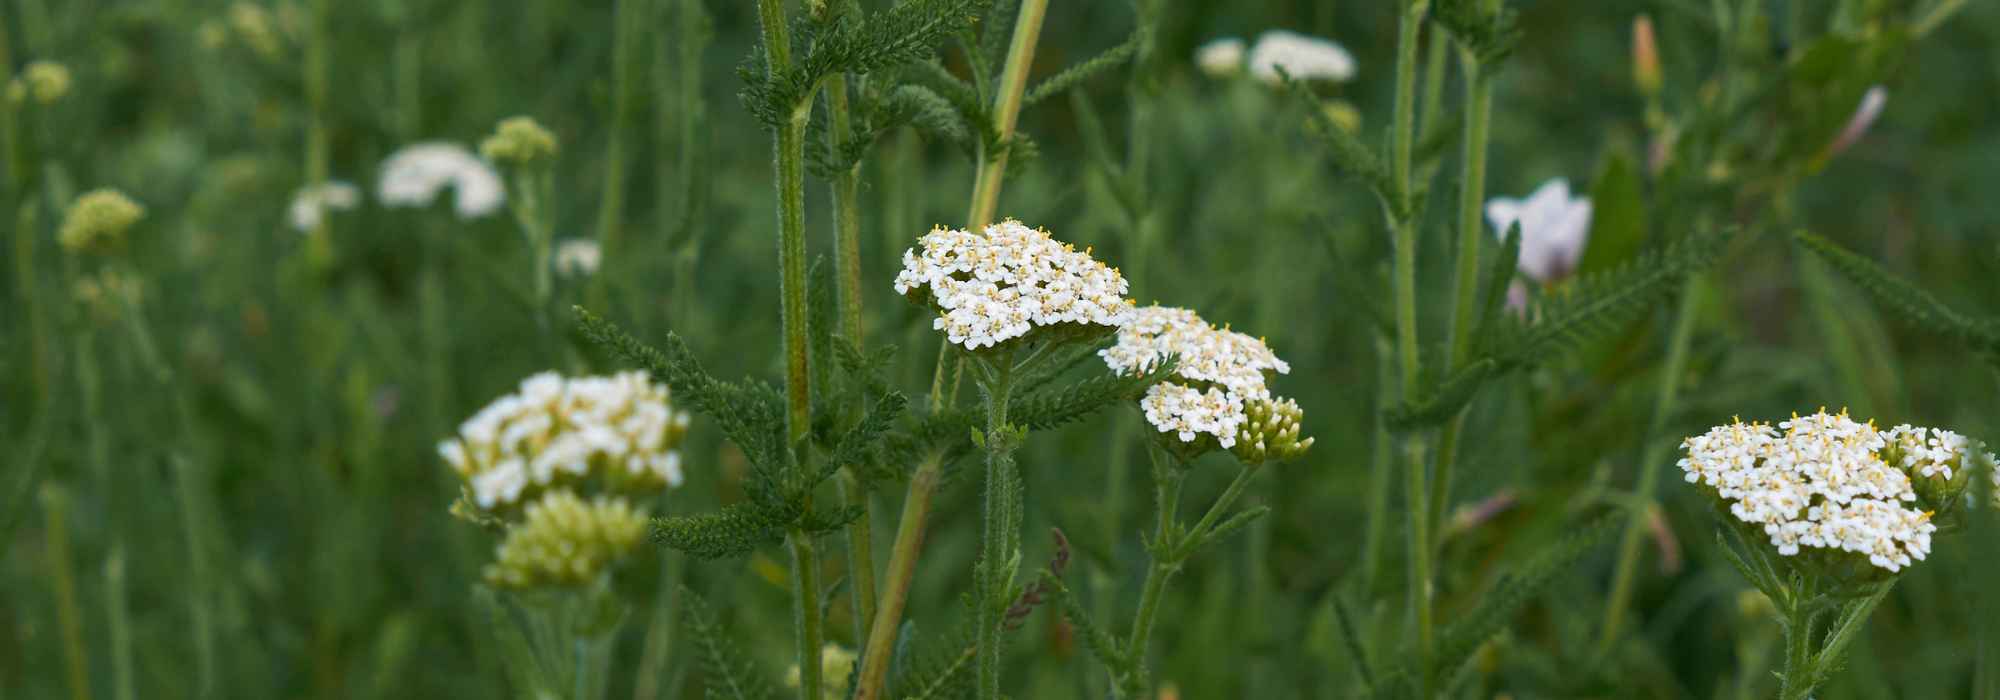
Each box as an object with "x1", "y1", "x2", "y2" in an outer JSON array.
[
  {"x1": 785, "y1": 644, "x2": 859, "y2": 699},
  {"x1": 72, "y1": 268, "x2": 143, "y2": 324},
  {"x1": 481, "y1": 116, "x2": 559, "y2": 166},
  {"x1": 58, "y1": 190, "x2": 146, "y2": 255},
  {"x1": 483, "y1": 490, "x2": 648, "y2": 589},
  {"x1": 7, "y1": 61, "x2": 72, "y2": 105},
  {"x1": 1231, "y1": 397, "x2": 1314, "y2": 466}
]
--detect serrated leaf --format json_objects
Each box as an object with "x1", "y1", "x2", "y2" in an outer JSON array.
[
  {"x1": 574, "y1": 308, "x2": 791, "y2": 473},
  {"x1": 652, "y1": 503, "x2": 795, "y2": 559},
  {"x1": 1792, "y1": 230, "x2": 2000, "y2": 352},
  {"x1": 1022, "y1": 31, "x2": 1141, "y2": 106}
]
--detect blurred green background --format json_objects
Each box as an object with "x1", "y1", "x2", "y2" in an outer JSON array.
[{"x1": 3, "y1": 0, "x2": 1998, "y2": 697}]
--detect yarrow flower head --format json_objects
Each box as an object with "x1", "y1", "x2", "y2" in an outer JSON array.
[
  {"x1": 1101, "y1": 305, "x2": 1308, "y2": 460},
  {"x1": 894, "y1": 219, "x2": 1134, "y2": 353},
  {"x1": 378, "y1": 142, "x2": 506, "y2": 219},
  {"x1": 1194, "y1": 37, "x2": 1246, "y2": 77},
  {"x1": 555, "y1": 238, "x2": 603, "y2": 278},
  {"x1": 482, "y1": 490, "x2": 648, "y2": 589},
  {"x1": 58, "y1": 189, "x2": 145, "y2": 255},
  {"x1": 1486, "y1": 178, "x2": 1592, "y2": 283},
  {"x1": 481, "y1": 116, "x2": 559, "y2": 166},
  {"x1": 288, "y1": 180, "x2": 360, "y2": 232},
  {"x1": 1248, "y1": 30, "x2": 1356, "y2": 85},
  {"x1": 8, "y1": 61, "x2": 72, "y2": 105},
  {"x1": 440, "y1": 371, "x2": 691, "y2": 514},
  {"x1": 1678, "y1": 410, "x2": 1986, "y2": 574}
]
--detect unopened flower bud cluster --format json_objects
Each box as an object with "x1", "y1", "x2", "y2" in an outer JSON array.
[
  {"x1": 1102, "y1": 305, "x2": 1302, "y2": 455},
  {"x1": 58, "y1": 189, "x2": 146, "y2": 255},
  {"x1": 7, "y1": 61, "x2": 72, "y2": 105},
  {"x1": 893, "y1": 220, "x2": 1134, "y2": 351},
  {"x1": 483, "y1": 490, "x2": 648, "y2": 589},
  {"x1": 481, "y1": 116, "x2": 559, "y2": 166},
  {"x1": 1679, "y1": 410, "x2": 1987, "y2": 572},
  {"x1": 1233, "y1": 397, "x2": 1314, "y2": 465}
]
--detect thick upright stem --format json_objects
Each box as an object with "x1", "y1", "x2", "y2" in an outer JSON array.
[
  {"x1": 975, "y1": 365, "x2": 1018, "y2": 700},
  {"x1": 853, "y1": 455, "x2": 944, "y2": 700},
  {"x1": 824, "y1": 70, "x2": 880, "y2": 648},
  {"x1": 1597, "y1": 280, "x2": 1702, "y2": 652},
  {"x1": 965, "y1": 0, "x2": 1050, "y2": 230}
]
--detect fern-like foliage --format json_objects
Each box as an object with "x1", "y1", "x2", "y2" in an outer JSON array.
[
  {"x1": 1389, "y1": 227, "x2": 1733, "y2": 431},
  {"x1": 742, "y1": 0, "x2": 989, "y2": 128},
  {"x1": 1287, "y1": 74, "x2": 1400, "y2": 219},
  {"x1": 1368, "y1": 515, "x2": 1615, "y2": 698},
  {"x1": 685, "y1": 587, "x2": 775, "y2": 700},
  {"x1": 889, "y1": 599, "x2": 982, "y2": 700},
  {"x1": 1432, "y1": 0, "x2": 1522, "y2": 64},
  {"x1": 1793, "y1": 230, "x2": 2000, "y2": 358},
  {"x1": 574, "y1": 307, "x2": 789, "y2": 472},
  {"x1": 1022, "y1": 30, "x2": 1142, "y2": 107},
  {"x1": 654, "y1": 502, "x2": 797, "y2": 560}
]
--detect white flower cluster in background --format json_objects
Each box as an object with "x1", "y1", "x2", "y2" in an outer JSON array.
[
  {"x1": 440, "y1": 371, "x2": 691, "y2": 511},
  {"x1": 556, "y1": 238, "x2": 603, "y2": 278},
  {"x1": 288, "y1": 180, "x2": 359, "y2": 232},
  {"x1": 893, "y1": 219, "x2": 1133, "y2": 351},
  {"x1": 1194, "y1": 38, "x2": 1246, "y2": 77},
  {"x1": 1101, "y1": 305, "x2": 1292, "y2": 449},
  {"x1": 1677, "y1": 410, "x2": 1979, "y2": 572},
  {"x1": 1486, "y1": 178, "x2": 1593, "y2": 283},
  {"x1": 378, "y1": 142, "x2": 506, "y2": 219},
  {"x1": 1247, "y1": 30, "x2": 1355, "y2": 84}
]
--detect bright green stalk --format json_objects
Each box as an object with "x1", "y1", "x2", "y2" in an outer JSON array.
[
  {"x1": 1119, "y1": 450, "x2": 1261, "y2": 698},
  {"x1": 1387, "y1": 2, "x2": 1432, "y2": 694},
  {"x1": 1428, "y1": 44, "x2": 1495, "y2": 538},
  {"x1": 39, "y1": 485, "x2": 91, "y2": 700},
  {"x1": 974, "y1": 362, "x2": 1020, "y2": 700},
  {"x1": 853, "y1": 453, "x2": 944, "y2": 700},
  {"x1": 1596, "y1": 279, "x2": 1702, "y2": 653},
  {"x1": 788, "y1": 529, "x2": 826, "y2": 700},
  {"x1": 1360, "y1": 336, "x2": 1394, "y2": 591},
  {"x1": 965, "y1": 0, "x2": 1050, "y2": 230}
]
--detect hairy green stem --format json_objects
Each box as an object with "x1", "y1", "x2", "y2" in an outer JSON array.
[
  {"x1": 1361, "y1": 336, "x2": 1395, "y2": 591},
  {"x1": 1597, "y1": 280, "x2": 1702, "y2": 652},
  {"x1": 853, "y1": 454, "x2": 944, "y2": 700},
  {"x1": 1777, "y1": 594, "x2": 1819, "y2": 700},
  {"x1": 975, "y1": 363, "x2": 1019, "y2": 700},
  {"x1": 965, "y1": 0, "x2": 1050, "y2": 230},
  {"x1": 789, "y1": 529, "x2": 826, "y2": 700},
  {"x1": 823, "y1": 69, "x2": 881, "y2": 649}
]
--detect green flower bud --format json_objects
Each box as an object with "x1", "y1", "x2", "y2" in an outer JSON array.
[
  {"x1": 11, "y1": 61, "x2": 72, "y2": 105},
  {"x1": 481, "y1": 116, "x2": 559, "y2": 166},
  {"x1": 483, "y1": 491, "x2": 648, "y2": 589},
  {"x1": 58, "y1": 189, "x2": 146, "y2": 255},
  {"x1": 1231, "y1": 397, "x2": 1313, "y2": 466}
]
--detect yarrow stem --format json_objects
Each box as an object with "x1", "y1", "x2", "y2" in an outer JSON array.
[
  {"x1": 965, "y1": 0, "x2": 1050, "y2": 230},
  {"x1": 853, "y1": 453, "x2": 944, "y2": 700},
  {"x1": 975, "y1": 361, "x2": 1019, "y2": 700},
  {"x1": 1387, "y1": 3, "x2": 1433, "y2": 695}
]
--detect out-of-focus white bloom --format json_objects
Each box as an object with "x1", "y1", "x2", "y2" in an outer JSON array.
[
  {"x1": 1248, "y1": 30, "x2": 1355, "y2": 84},
  {"x1": 1195, "y1": 37, "x2": 1246, "y2": 77},
  {"x1": 1679, "y1": 410, "x2": 1939, "y2": 572},
  {"x1": 378, "y1": 142, "x2": 505, "y2": 218},
  {"x1": 288, "y1": 180, "x2": 360, "y2": 232},
  {"x1": 483, "y1": 490, "x2": 649, "y2": 589},
  {"x1": 786, "y1": 644, "x2": 859, "y2": 699},
  {"x1": 1486, "y1": 178, "x2": 1593, "y2": 283},
  {"x1": 440, "y1": 371, "x2": 691, "y2": 511},
  {"x1": 893, "y1": 219, "x2": 1133, "y2": 351},
  {"x1": 1825, "y1": 86, "x2": 1887, "y2": 160},
  {"x1": 556, "y1": 238, "x2": 603, "y2": 278},
  {"x1": 1102, "y1": 305, "x2": 1293, "y2": 450}
]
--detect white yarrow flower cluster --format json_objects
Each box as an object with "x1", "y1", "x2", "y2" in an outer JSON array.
[
  {"x1": 1486, "y1": 178, "x2": 1593, "y2": 283},
  {"x1": 440, "y1": 371, "x2": 691, "y2": 511},
  {"x1": 378, "y1": 142, "x2": 506, "y2": 219},
  {"x1": 556, "y1": 238, "x2": 603, "y2": 278},
  {"x1": 1883, "y1": 424, "x2": 1972, "y2": 480},
  {"x1": 894, "y1": 219, "x2": 1134, "y2": 351},
  {"x1": 1679, "y1": 411, "x2": 1948, "y2": 572},
  {"x1": 1102, "y1": 306, "x2": 1292, "y2": 449},
  {"x1": 1248, "y1": 30, "x2": 1356, "y2": 84},
  {"x1": 288, "y1": 180, "x2": 360, "y2": 232}
]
